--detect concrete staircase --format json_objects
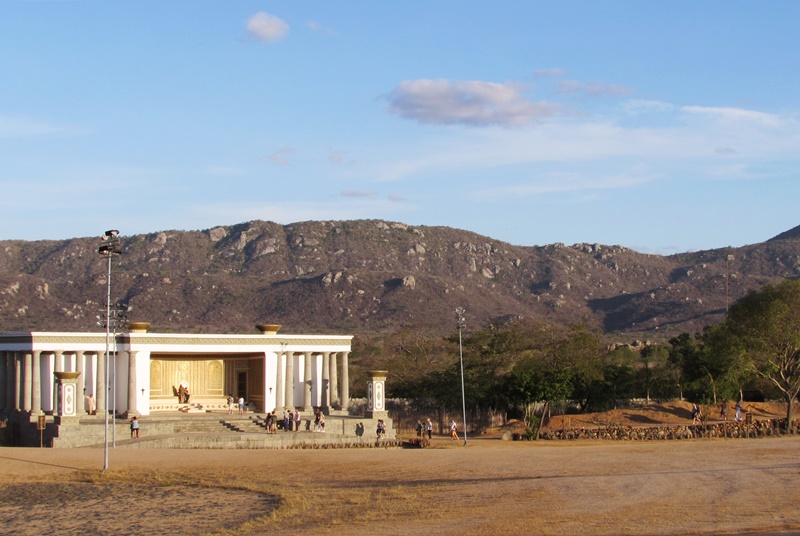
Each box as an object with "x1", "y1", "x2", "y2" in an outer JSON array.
[{"x1": 50, "y1": 412, "x2": 397, "y2": 449}]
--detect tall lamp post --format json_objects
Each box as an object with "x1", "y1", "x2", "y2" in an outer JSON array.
[
  {"x1": 455, "y1": 307, "x2": 468, "y2": 446},
  {"x1": 109, "y1": 303, "x2": 130, "y2": 448},
  {"x1": 98, "y1": 229, "x2": 121, "y2": 472}
]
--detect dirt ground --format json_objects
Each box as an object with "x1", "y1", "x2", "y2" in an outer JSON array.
[{"x1": 2, "y1": 434, "x2": 800, "y2": 535}]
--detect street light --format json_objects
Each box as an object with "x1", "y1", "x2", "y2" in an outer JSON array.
[
  {"x1": 109, "y1": 302, "x2": 130, "y2": 448},
  {"x1": 98, "y1": 229, "x2": 121, "y2": 472},
  {"x1": 455, "y1": 307, "x2": 468, "y2": 446}
]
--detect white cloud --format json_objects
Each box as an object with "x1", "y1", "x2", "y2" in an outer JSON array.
[
  {"x1": 387, "y1": 79, "x2": 559, "y2": 127},
  {"x1": 362, "y1": 99, "x2": 800, "y2": 196},
  {"x1": 247, "y1": 12, "x2": 289, "y2": 43},
  {"x1": 267, "y1": 146, "x2": 294, "y2": 166},
  {"x1": 0, "y1": 115, "x2": 78, "y2": 138},
  {"x1": 556, "y1": 80, "x2": 633, "y2": 96},
  {"x1": 533, "y1": 68, "x2": 566, "y2": 78},
  {"x1": 307, "y1": 20, "x2": 336, "y2": 36},
  {"x1": 478, "y1": 171, "x2": 656, "y2": 198},
  {"x1": 341, "y1": 189, "x2": 374, "y2": 197},
  {"x1": 681, "y1": 105, "x2": 786, "y2": 127}
]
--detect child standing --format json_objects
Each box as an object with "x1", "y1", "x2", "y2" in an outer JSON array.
[{"x1": 130, "y1": 416, "x2": 140, "y2": 439}]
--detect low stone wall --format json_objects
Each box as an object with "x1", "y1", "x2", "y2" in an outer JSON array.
[{"x1": 534, "y1": 418, "x2": 798, "y2": 441}]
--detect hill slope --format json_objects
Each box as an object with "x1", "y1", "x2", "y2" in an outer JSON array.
[{"x1": 1, "y1": 219, "x2": 798, "y2": 339}]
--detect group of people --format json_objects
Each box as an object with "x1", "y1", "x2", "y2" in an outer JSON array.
[
  {"x1": 263, "y1": 409, "x2": 302, "y2": 432},
  {"x1": 692, "y1": 400, "x2": 745, "y2": 424},
  {"x1": 415, "y1": 418, "x2": 433, "y2": 440},
  {"x1": 226, "y1": 394, "x2": 245, "y2": 415},
  {"x1": 177, "y1": 385, "x2": 190, "y2": 404}
]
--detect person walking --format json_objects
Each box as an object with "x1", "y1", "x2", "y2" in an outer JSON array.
[
  {"x1": 294, "y1": 409, "x2": 301, "y2": 432},
  {"x1": 238, "y1": 396, "x2": 245, "y2": 415},
  {"x1": 426, "y1": 418, "x2": 433, "y2": 440},
  {"x1": 450, "y1": 420, "x2": 458, "y2": 440},
  {"x1": 227, "y1": 394, "x2": 234, "y2": 415}
]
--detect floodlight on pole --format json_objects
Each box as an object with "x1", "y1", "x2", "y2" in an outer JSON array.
[
  {"x1": 455, "y1": 307, "x2": 468, "y2": 446},
  {"x1": 98, "y1": 229, "x2": 121, "y2": 473}
]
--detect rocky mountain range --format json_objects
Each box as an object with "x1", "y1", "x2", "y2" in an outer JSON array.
[{"x1": 2, "y1": 219, "x2": 799, "y2": 342}]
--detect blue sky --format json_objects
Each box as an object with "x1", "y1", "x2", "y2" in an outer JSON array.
[{"x1": 1, "y1": 2, "x2": 799, "y2": 254}]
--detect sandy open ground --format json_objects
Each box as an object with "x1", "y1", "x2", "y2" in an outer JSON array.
[{"x1": 2, "y1": 435, "x2": 800, "y2": 536}]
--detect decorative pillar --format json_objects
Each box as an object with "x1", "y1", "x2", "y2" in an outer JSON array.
[
  {"x1": 330, "y1": 352, "x2": 339, "y2": 409},
  {"x1": 53, "y1": 371, "x2": 81, "y2": 425},
  {"x1": 321, "y1": 352, "x2": 330, "y2": 413},
  {"x1": 14, "y1": 352, "x2": 22, "y2": 410},
  {"x1": 76, "y1": 351, "x2": 86, "y2": 414},
  {"x1": 96, "y1": 351, "x2": 106, "y2": 415},
  {"x1": 31, "y1": 350, "x2": 42, "y2": 415},
  {"x1": 54, "y1": 349, "x2": 64, "y2": 373},
  {"x1": 0, "y1": 352, "x2": 6, "y2": 412},
  {"x1": 365, "y1": 370, "x2": 388, "y2": 419},
  {"x1": 303, "y1": 351, "x2": 312, "y2": 411},
  {"x1": 284, "y1": 352, "x2": 294, "y2": 410},
  {"x1": 22, "y1": 352, "x2": 32, "y2": 413},
  {"x1": 274, "y1": 351, "x2": 284, "y2": 413},
  {"x1": 341, "y1": 351, "x2": 350, "y2": 412},
  {"x1": 126, "y1": 350, "x2": 139, "y2": 417}
]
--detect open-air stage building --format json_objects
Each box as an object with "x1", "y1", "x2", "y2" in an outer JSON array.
[{"x1": 0, "y1": 323, "x2": 394, "y2": 448}]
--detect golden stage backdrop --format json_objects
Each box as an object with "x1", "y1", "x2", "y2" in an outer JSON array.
[{"x1": 149, "y1": 357, "x2": 224, "y2": 400}]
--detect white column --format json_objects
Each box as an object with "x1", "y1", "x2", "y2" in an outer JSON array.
[
  {"x1": 284, "y1": 351, "x2": 294, "y2": 410},
  {"x1": 13, "y1": 353, "x2": 22, "y2": 410},
  {"x1": 31, "y1": 350, "x2": 42, "y2": 414},
  {"x1": 330, "y1": 352, "x2": 339, "y2": 409},
  {"x1": 321, "y1": 352, "x2": 330, "y2": 412},
  {"x1": 96, "y1": 351, "x2": 106, "y2": 415},
  {"x1": 76, "y1": 351, "x2": 86, "y2": 415},
  {"x1": 341, "y1": 351, "x2": 350, "y2": 412},
  {"x1": 126, "y1": 350, "x2": 139, "y2": 416},
  {"x1": 0, "y1": 352, "x2": 6, "y2": 412},
  {"x1": 22, "y1": 352, "x2": 32, "y2": 413},
  {"x1": 303, "y1": 351, "x2": 312, "y2": 410},
  {"x1": 275, "y1": 351, "x2": 284, "y2": 412}
]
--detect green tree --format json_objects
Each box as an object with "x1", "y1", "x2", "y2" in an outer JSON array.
[
  {"x1": 722, "y1": 280, "x2": 800, "y2": 430},
  {"x1": 668, "y1": 328, "x2": 742, "y2": 404}
]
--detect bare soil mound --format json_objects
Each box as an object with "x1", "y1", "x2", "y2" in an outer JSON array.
[{"x1": 484, "y1": 400, "x2": 788, "y2": 437}]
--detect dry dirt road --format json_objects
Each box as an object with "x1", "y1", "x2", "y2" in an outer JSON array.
[{"x1": 2, "y1": 436, "x2": 800, "y2": 536}]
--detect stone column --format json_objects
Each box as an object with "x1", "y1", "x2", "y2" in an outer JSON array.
[
  {"x1": 330, "y1": 352, "x2": 339, "y2": 409},
  {"x1": 8, "y1": 352, "x2": 15, "y2": 409},
  {"x1": 54, "y1": 350, "x2": 64, "y2": 373},
  {"x1": 303, "y1": 351, "x2": 312, "y2": 411},
  {"x1": 31, "y1": 350, "x2": 42, "y2": 415},
  {"x1": 284, "y1": 352, "x2": 294, "y2": 410},
  {"x1": 75, "y1": 351, "x2": 86, "y2": 415},
  {"x1": 365, "y1": 370, "x2": 388, "y2": 419},
  {"x1": 341, "y1": 351, "x2": 350, "y2": 412},
  {"x1": 274, "y1": 351, "x2": 284, "y2": 413},
  {"x1": 321, "y1": 352, "x2": 330, "y2": 413},
  {"x1": 13, "y1": 352, "x2": 22, "y2": 411},
  {"x1": 22, "y1": 352, "x2": 32, "y2": 413},
  {"x1": 96, "y1": 351, "x2": 106, "y2": 415},
  {"x1": 126, "y1": 350, "x2": 139, "y2": 417},
  {"x1": 0, "y1": 352, "x2": 6, "y2": 412}
]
